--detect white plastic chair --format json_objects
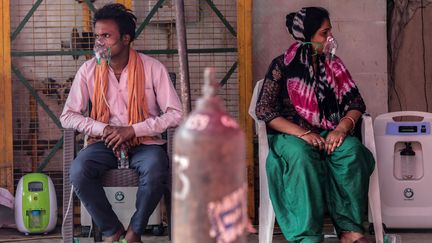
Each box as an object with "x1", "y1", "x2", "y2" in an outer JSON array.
[{"x1": 248, "y1": 79, "x2": 384, "y2": 243}]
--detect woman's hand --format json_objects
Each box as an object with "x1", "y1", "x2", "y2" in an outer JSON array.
[
  {"x1": 300, "y1": 132, "x2": 326, "y2": 150},
  {"x1": 325, "y1": 130, "x2": 347, "y2": 154}
]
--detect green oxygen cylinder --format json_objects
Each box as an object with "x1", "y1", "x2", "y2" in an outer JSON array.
[{"x1": 173, "y1": 68, "x2": 247, "y2": 243}]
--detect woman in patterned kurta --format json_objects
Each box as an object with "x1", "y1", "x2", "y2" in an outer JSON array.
[{"x1": 256, "y1": 7, "x2": 374, "y2": 243}]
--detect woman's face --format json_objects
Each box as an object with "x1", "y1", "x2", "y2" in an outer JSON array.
[{"x1": 310, "y1": 18, "x2": 332, "y2": 54}]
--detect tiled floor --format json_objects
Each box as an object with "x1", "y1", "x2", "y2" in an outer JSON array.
[{"x1": 1, "y1": 227, "x2": 432, "y2": 243}]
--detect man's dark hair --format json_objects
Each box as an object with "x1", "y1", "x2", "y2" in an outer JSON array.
[{"x1": 93, "y1": 3, "x2": 137, "y2": 42}]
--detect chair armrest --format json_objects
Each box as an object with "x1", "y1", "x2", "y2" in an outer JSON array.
[
  {"x1": 361, "y1": 114, "x2": 377, "y2": 159},
  {"x1": 256, "y1": 120, "x2": 269, "y2": 164},
  {"x1": 63, "y1": 128, "x2": 76, "y2": 165}
]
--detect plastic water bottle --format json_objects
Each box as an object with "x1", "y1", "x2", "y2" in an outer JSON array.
[
  {"x1": 401, "y1": 142, "x2": 416, "y2": 180},
  {"x1": 117, "y1": 145, "x2": 129, "y2": 169},
  {"x1": 384, "y1": 233, "x2": 402, "y2": 243}
]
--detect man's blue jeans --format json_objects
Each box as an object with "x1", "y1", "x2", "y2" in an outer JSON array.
[{"x1": 70, "y1": 142, "x2": 169, "y2": 236}]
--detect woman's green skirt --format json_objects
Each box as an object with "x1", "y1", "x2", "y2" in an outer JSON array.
[{"x1": 266, "y1": 132, "x2": 375, "y2": 243}]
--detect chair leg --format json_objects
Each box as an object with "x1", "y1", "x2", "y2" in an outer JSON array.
[
  {"x1": 164, "y1": 188, "x2": 172, "y2": 240},
  {"x1": 63, "y1": 129, "x2": 76, "y2": 243},
  {"x1": 259, "y1": 201, "x2": 275, "y2": 243},
  {"x1": 62, "y1": 181, "x2": 74, "y2": 243},
  {"x1": 369, "y1": 168, "x2": 384, "y2": 243}
]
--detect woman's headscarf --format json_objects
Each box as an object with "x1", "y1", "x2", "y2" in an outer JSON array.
[{"x1": 284, "y1": 7, "x2": 362, "y2": 130}]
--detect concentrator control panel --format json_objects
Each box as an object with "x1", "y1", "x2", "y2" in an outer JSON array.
[{"x1": 386, "y1": 122, "x2": 431, "y2": 135}]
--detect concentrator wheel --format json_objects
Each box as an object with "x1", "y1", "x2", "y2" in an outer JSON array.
[
  {"x1": 80, "y1": 226, "x2": 92, "y2": 237},
  {"x1": 368, "y1": 223, "x2": 388, "y2": 235},
  {"x1": 368, "y1": 223, "x2": 374, "y2": 235},
  {"x1": 152, "y1": 224, "x2": 165, "y2": 236}
]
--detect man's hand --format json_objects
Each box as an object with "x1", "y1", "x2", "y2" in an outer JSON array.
[
  {"x1": 102, "y1": 125, "x2": 136, "y2": 151},
  {"x1": 87, "y1": 136, "x2": 103, "y2": 145}
]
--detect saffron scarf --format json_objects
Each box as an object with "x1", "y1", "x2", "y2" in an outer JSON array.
[
  {"x1": 90, "y1": 48, "x2": 152, "y2": 146},
  {"x1": 285, "y1": 9, "x2": 361, "y2": 130}
]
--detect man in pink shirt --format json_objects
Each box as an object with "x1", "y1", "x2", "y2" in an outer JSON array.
[{"x1": 60, "y1": 3, "x2": 182, "y2": 242}]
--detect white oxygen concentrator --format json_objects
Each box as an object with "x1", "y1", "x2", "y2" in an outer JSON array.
[
  {"x1": 374, "y1": 111, "x2": 432, "y2": 228},
  {"x1": 80, "y1": 187, "x2": 163, "y2": 234}
]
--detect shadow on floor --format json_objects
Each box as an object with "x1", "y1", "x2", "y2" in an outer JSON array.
[{"x1": 1, "y1": 226, "x2": 432, "y2": 242}]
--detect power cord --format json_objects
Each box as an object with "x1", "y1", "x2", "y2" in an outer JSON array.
[
  {"x1": 420, "y1": 0, "x2": 429, "y2": 111},
  {"x1": 88, "y1": 222, "x2": 93, "y2": 238},
  {"x1": 61, "y1": 185, "x2": 93, "y2": 238}
]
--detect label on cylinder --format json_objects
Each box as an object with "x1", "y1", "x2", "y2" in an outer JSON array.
[{"x1": 208, "y1": 184, "x2": 248, "y2": 243}]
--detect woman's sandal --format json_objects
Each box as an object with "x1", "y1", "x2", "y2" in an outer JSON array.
[
  {"x1": 353, "y1": 236, "x2": 374, "y2": 243},
  {"x1": 103, "y1": 228, "x2": 126, "y2": 243},
  {"x1": 117, "y1": 239, "x2": 143, "y2": 243}
]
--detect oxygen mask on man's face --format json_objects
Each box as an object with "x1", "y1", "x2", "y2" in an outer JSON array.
[
  {"x1": 93, "y1": 39, "x2": 111, "y2": 65},
  {"x1": 323, "y1": 35, "x2": 338, "y2": 60}
]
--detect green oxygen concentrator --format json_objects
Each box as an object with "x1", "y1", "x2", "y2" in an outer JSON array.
[{"x1": 14, "y1": 173, "x2": 57, "y2": 234}]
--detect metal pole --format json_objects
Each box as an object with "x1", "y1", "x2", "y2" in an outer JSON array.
[{"x1": 175, "y1": 0, "x2": 192, "y2": 114}]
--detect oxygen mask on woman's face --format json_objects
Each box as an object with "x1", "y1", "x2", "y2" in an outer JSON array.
[
  {"x1": 93, "y1": 39, "x2": 111, "y2": 65},
  {"x1": 302, "y1": 35, "x2": 337, "y2": 59},
  {"x1": 323, "y1": 35, "x2": 338, "y2": 60}
]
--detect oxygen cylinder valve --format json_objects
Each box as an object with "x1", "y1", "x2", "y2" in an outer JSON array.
[{"x1": 203, "y1": 68, "x2": 219, "y2": 97}]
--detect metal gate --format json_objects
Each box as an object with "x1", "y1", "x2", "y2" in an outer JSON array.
[{"x1": 7, "y1": 0, "x2": 254, "y2": 216}]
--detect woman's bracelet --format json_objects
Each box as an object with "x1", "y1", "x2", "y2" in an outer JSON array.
[
  {"x1": 340, "y1": 116, "x2": 356, "y2": 133},
  {"x1": 297, "y1": 130, "x2": 312, "y2": 138}
]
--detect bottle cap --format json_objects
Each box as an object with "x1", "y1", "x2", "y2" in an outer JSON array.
[{"x1": 400, "y1": 143, "x2": 416, "y2": 156}]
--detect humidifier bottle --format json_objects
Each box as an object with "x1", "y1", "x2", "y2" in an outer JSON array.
[
  {"x1": 29, "y1": 210, "x2": 41, "y2": 229},
  {"x1": 400, "y1": 142, "x2": 416, "y2": 180}
]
